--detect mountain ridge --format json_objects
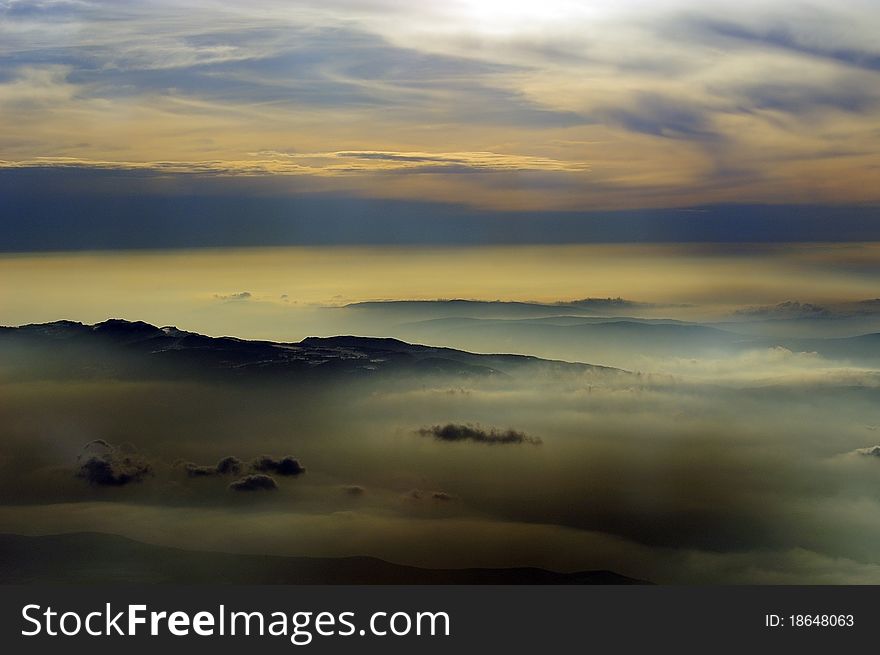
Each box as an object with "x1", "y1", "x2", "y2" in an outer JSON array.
[{"x1": 0, "y1": 318, "x2": 624, "y2": 380}]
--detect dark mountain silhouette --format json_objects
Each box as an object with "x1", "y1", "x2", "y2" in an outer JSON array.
[
  {"x1": 0, "y1": 319, "x2": 622, "y2": 382},
  {"x1": 0, "y1": 533, "x2": 647, "y2": 585}
]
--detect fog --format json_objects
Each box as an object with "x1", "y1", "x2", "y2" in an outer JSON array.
[
  {"x1": 2, "y1": 243, "x2": 880, "y2": 583},
  {"x1": 4, "y1": 244, "x2": 880, "y2": 342},
  {"x1": 2, "y1": 344, "x2": 880, "y2": 583}
]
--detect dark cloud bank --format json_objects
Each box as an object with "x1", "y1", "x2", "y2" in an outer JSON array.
[
  {"x1": 418, "y1": 424, "x2": 542, "y2": 445},
  {"x1": 76, "y1": 441, "x2": 152, "y2": 487},
  {"x1": 229, "y1": 474, "x2": 278, "y2": 492},
  {"x1": 176, "y1": 455, "x2": 306, "y2": 495},
  {"x1": 179, "y1": 454, "x2": 303, "y2": 492},
  {"x1": 252, "y1": 456, "x2": 306, "y2": 476},
  {"x1": 407, "y1": 489, "x2": 455, "y2": 501},
  {"x1": 180, "y1": 456, "x2": 244, "y2": 477},
  {"x1": 178, "y1": 455, "x2": 303, "y2": 479},
  {"x1": 5, "y1": 169, "x2": 880, "y2": 250},
  {"x1": 80, "y1": 447, "x2": 304, "y2": 493}
]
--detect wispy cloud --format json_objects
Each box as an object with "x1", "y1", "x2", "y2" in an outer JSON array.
[
  {"x1": 0, "y1": 0, "x2": 879, "y2": 211},
  {"x1": 0, "y1": 149, "x2": 588, "y2": 175},
  {"x1": 418, "y1": 424, "x2": 543, "y2": 446}
]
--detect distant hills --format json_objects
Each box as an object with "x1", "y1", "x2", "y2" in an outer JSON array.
[
  {"x1": 0, "y1": 533, "x2": 646, "y2": 584},
  {"x1": 395, "y1": 316, "x2": 745, "y2": 360},
  {"x1": 339, "y1": 300, "x2": 880, "y2": 366}
]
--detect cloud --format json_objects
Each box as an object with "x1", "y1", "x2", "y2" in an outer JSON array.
[
  {"x1": 3, "y1": 1, "x2": 880, "y2": 214},
  {"x1": 418, "y1": 423, "x2": 542, "y2": 445},
  {"x1": 263, "y1": 150, "x2": 589, "y2": 174},
  {"x1": 213, "y1": 291, "x2": 252, "y2": 301},
  {"x1": 728, "y1": 80, "x2": 879, "y2": 116},
  {"x1": 251, "y1": 455, "x2": 306, "y2": 476},
  {"x1": 562, "y1": 297, "x2": 660, "y2": 311},
  {"x1": 217, "y1": 456, "x2": 243, "y2": 475},
  {"x1": 596, "y1": 93, "x2": 717, "y2": 141},
  {"x1": 343, "y1": 485, "x2": 365, "y2": 496},
  {"x1": 181, "y1": 463, "x2": 216, "y2": 477},
  {"x1": 178, "y1": 455, "x2": 243, "y2": 477},
  {"x1": 10, "y1": 287, "x2": 880, "y2": 583},
  {"x1": 854, "y1": 446, "x2": 880, "y2": 457},
  {"x1": 229, "y1": 474, "x2": 278, "y2": 491},
  {"x1": 0, "y1": 157, "x2": 315, "y2": 176},
  {"x1": 0, "y1": 149, "x2": 589, "y2": 177},
  {"x1": 730, "y1": 298, "x2": 880, "y2": 321},
  {"x1": 75, "y1": 441, "x2": 152, "y2": 486},
  {"x1": 405, "y1": 489, "x2": 455, "y2": 501},
  {"x1": 82, "y1": 438, "x2": 112, "y2": 450},
  {"x1": 734, "y1": 301, "x2": 832, "y2": 318},
  {"x1": 685, "y1": 16, "x2": 880, "y2": 74}
]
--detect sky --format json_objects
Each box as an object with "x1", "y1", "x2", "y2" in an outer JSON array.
[{"x1": 1, "y1": 0, "x2": 880, "y2": 249}]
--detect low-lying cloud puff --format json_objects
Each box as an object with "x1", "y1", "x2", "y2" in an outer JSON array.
[
  {"x1": 182, "y1": 463, "x2": 216, "y2": 477},
  {"x1": 252, "y1": 456, "x2": 306, "y2": 476},
  {"x1": 855, "y1": 446, "x2": 880, "y2": 457},
  {"x1": 217, "y1": 456, "x2": 243, "y2": 475},
  {"x1": 76, "y1": 440, "x2": 152, "y2": 486},
  {"x1": 734, "y1": 300, "x2": 831, "y2": 318},
  {"x1": 180, "y1": 456, "x2": 243, "y2": 477},
  {"x1": 564, "y1": 297, "x2": 654, "y2": 310},
  {"x1": 343, "y1": 485, "x2": 365, "y2": 496},
  {"x1": 214, "y1": 291, "x2": 252, "y2": 301},
  {"x1": 418, "y1": 423, "x2": 542, "y2": 445},
  {"x1": 229, "y1": 474, "x2": 278, "y2": 491},
  {"x1": 406, "y1": 489, "x2": 456, "y2": 501}
]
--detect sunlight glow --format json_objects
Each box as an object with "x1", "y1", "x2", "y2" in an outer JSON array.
[{"x1": 452, "y1": 0, "x2": 596, "y2": 33}]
